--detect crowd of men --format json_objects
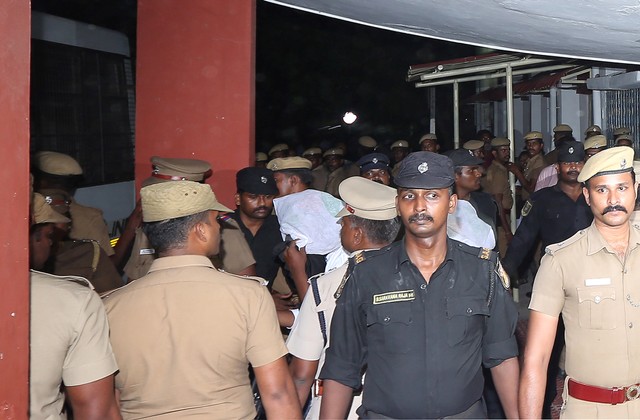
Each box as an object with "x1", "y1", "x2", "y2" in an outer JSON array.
[{"x1": 27, "y1": 124, "x2": 640, "y2": 419}]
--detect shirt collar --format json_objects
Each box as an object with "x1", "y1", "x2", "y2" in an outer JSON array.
[
  {"x1": 147, "y1": 255, "x2": 214, "y2": 273},
  {"x1": 399, "y1": 237, "x2": 456, "y2": 265},
  {"x1": 586, "y1": 221, "x2": 640, "y2": 256}
]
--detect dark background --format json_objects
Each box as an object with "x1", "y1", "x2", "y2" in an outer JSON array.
[{"x1": 32, "y1": 0, "x2": 481, "y2": 159}]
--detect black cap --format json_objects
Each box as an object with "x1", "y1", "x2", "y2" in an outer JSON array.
[
  {"x1": 557, "y1": 140, "x2": 585, "y2": 163},
  {"x1": 447, "y1": 148, "x2": 484, "y2": 167},
  {"x1": 356, "y1": 153, "x2": 390, "y2": 172},
  {"x1": 394, "y1": 151, "x2": 455, "y2": 189},
  {"x1": 236, "y1": 167, "x2": 278, "y2": 195}
]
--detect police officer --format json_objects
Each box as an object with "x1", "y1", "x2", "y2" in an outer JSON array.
[
  {"x1": 302, "y1": 147, "x2": 323, "y2": 170},
  {"x1": 29, "y1": 193, "x2": 120, "y2": 419},
  {"x1": 103, "y1": 181, "x2": 301, "y2": 419},
  {"x1": 584, "y1": 124, "x2": 602, "y2": 139},
  {"x1": 521, "y1": 146, "x2": 640, "y2": 418},
  {"x1": 356, "y1": 152, "x2": 392, "y2": 186},
  {"x1": 33, "y1": 151, "x2": 114, "y2": 256},
  {"x1": 419, "y1": 133, "x2": 440, "y2": 153},
  {"x1": 503, "y1": 140, "x2": 593, "y2": 279},
  {"x1": 481, "y1": 137, "x2": 516, "y2": 254},
  {"x1": 231, "y1": 167, "x2": 284, "y2": 288},
  {"x1": 504, "y1": 140, "x2": 592, "y2": 417},
  {"x1": 463, "y1": 139, "x2": 486, "y2": 160},
  {"x1": 390, "y1": 140, "x2": 410, "y2": 177},
  {"x1": 584, "y1": 134, "x2": 608, "y2": 161},
  {"x1": 287, "y1": 177, "x2": 401, "y2": 419},
  {"x1": 509, "y1": 131, "x2": 546, "y2": 200},
  {"x1": 311, "y1": 148, "x2": 349, "y2": 197},
  {"x1": 319, "y1": 151, "x2": 519, "y2": 419}
]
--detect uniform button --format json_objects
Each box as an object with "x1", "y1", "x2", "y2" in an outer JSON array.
[
  {"x1": 630, "y1": 323, "x2": 634, "y2": 329},
  {"x1": 466, "y1": 308, "x2": 473, "y2": 314},
  {"x1": 624, "y1": 269, "x2": 628, "y2": 274},
  {"x1": 594, "y1": 296, "x2": 601, "y2": 304},
  {"x1": 420, "y1": 284, "x2": 427, "y2": 290},
  {"x1": 384, "y1": 316, "x2": 391, "y2": 322}
]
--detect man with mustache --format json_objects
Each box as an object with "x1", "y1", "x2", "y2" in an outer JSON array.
[
  {"x1": 231, "y1": 167, "x2": 284, "y2": 289},
  {"x1": 520, "y1": 146, "x2": 640, "y2": 418},
  {"x1": 503, "y1": 140, "x2": 592, "y2": 417},
  {"x1": 503, "y1": 140, "x2": 592, "y2": 279},
  {"x1": 319, "y1": 151, "x2": 519, "y2": 419},
  {"x1": 356, "y1": 152, "x2": 392, "y2": 186}
]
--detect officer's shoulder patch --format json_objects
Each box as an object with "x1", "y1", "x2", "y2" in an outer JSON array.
[
  {"x1": 521, "y1": 200, "x2": 533, "y2": 217},
  {"x1": 223, "y1": 271, "x2": 268, "y2": 286},
  {"x1": 544, "y1": 229, "x2": 586, "y2": 256}
]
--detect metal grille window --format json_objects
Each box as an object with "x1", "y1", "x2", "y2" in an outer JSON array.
[
  {"x1": 603, "y1": 88, "x2": 640, "y2": 149},
  {"x1": 30, "y1": 39, "x2": 135, "y2": 186}
]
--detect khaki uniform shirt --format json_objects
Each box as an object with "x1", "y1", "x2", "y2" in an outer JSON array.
[
  {"x1": 312, "y1": 165, "x2": 347, "y2": 197},
  {"x1": 52, "y1": 240, "x2": 123, "y2": 293},
  {"x1": 522, "y1": 153, "x2": 545, "y2": 201},
  {"x1": 103, "y1": 255, "x2": 287, "y2": 419},
  {"x1": 30, "y1": 270, "x2": 118, "y2": 420},
  {"x1": 124, "y1": 219, "x2": 255, "y2": 280},
  {"x1": 287, "y1": 263, "x2": 361, "y2": 419},
  {"x1": 530, "y1": 222, "x2": 640, "y2": 418},
  {"x1": 69, "y1": 200, "x2": 114, "y2": 256},
  {"x1": 481, "y1": 160, "x2": 513, "y2": 210}
]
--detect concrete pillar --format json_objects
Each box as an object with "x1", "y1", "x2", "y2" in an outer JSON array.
[
  {"x1": 0, "y1": 0, "x2": 31, "y2": 414},
  {"x1": 136, "y1": 0, "x2": 256, "y2": 206}
]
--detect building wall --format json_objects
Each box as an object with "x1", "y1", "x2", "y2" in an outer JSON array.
[
  {"x1": 136, "y1": 0, "x2": 256, "y2": 206},
  {"x1": 0, "y1": 0, "x2": 31, "y2": 414}
]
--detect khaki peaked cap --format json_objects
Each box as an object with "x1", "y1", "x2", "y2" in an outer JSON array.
[
  {"x1": 267, "y1": 157, "x2": 312, "y2": 171},
  {"x1": 34, "y1": 151, "x2": 83, "y2": 176},
  {"x1": 141, "y1": 181, "x2": 231, "y2": 222},
  {"x1": 336, "y1": 177, "x2": 397, "y2": 220},
  {"x1": 577, "y1": 146, "x2": 635, "y2": 182}
]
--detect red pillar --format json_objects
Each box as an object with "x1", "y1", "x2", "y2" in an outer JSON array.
[
  {"x1": 0, "y1": 0, "x2": 31, "y2": 417},
  {"x1": 136, "y1": 0, "x2": 256, "y2": 206}
]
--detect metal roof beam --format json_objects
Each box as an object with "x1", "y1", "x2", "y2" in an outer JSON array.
[
  {"x1": 415, "y1": 64, "x2": 574, "y2": 88},
  {"x1": 418, "y1": 57, "x2": 554, "y2": 82}
]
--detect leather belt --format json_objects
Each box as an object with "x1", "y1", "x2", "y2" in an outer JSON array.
[
  {"x1": 568, "y1": 378, "x2": 640, "y2": 405},
  {"x1": 312, "y1": 379, "x2": 323, "y2": 397}
]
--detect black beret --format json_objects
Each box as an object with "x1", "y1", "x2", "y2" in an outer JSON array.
[
  {"x1": 357, "y1": 153, "x2": 390, "y2": 172},
  {"x1": 557, "y1": 140, "x2": 585, "y2": 163},
  {"x1": 236, "y1": 167, "x2": 278, "y2": 195},
  {"x1": 394, "y1": 151, "x2": 454, "y2": 189}
]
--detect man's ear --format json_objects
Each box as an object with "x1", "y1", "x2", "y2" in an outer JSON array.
[
  {"x1": 449, "y1": 193, "x2": 458, "y2": 215},
  {"x1": 234, "y1": 193, "x2": 241, "y2": 207},
  {"x1": 352, "y1": 226, "x2": 363, "y2": 246},
  {"x1": 582, "y1": 185, "x2": 591, "y2": 206},
  {"x1": 194, "y1": 222, "x2": 208, "y2": 243}
]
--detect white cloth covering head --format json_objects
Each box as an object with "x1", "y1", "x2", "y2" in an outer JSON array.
[
  {"x1": 274, "y1": 189, "x2": 344, "y2": 255},
  {"x1": 447, "y1": 200, "x2": 496, "y2": 249}
]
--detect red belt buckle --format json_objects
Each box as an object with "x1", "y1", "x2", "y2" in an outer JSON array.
[{"x1": 568, "y1": 379, "x2": 640, "y2": 405}]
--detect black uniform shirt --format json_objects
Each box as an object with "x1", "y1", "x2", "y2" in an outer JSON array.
[
  {"x1": 320, "y1": 239, "x2": 518, "y2": 419},
  {"x1": 231, "y1": 212, "x2": 283, "y2": 288},
  {"x1": 503, "y1": 184, "x2": 593, "y2": 276}
]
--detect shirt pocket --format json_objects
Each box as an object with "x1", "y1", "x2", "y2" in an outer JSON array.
[
  {"x1": 577, "y1": 287, "x2": 617, "y2": 330},
  {"x1": 366, "y1": 304, "x2": 413, "y2": 354},
  {"x1": 445, "y1": 297, "x2": 490, "y2": 346}
]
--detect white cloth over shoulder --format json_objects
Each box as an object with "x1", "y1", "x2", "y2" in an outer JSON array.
[
  {"x1": 447, "y1": 200, "x2": 496, "y2": 249},
  {"x1": 274, "y1": 189, "x2": 344, "y2": 255}
]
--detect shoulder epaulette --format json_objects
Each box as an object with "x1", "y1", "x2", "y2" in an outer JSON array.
[
  {"x1": 521, "y1": 200, "x2": 533, "y2": 217},
  {"x1": 333, "y1": 251, "x2": 366, "y2": 300},
  {"x1": 221, "y1": 270, "x2": 268, "y2": 286},
  {"x1": 544, "y1": 229, "x2": 587, "y2": 256}
]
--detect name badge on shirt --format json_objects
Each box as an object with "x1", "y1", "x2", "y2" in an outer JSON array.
[
  {"x1": 139, "y1": 248, "x2": 155, "y2": 255},
  {"x1": 373, "y1": 290, "x2": 415, "y2": 305},
  {"x1": 584, "y1": 278, "x2": 611, "y2": 286}
]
